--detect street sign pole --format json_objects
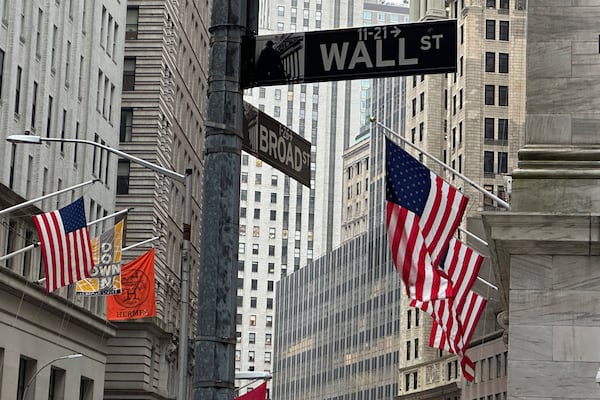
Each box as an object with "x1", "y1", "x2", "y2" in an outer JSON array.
[{"x1": 194, "y1": 1, "x2": 246, "y2": 399}]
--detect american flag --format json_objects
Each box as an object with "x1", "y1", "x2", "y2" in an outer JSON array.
[
  {"x1": 33, "y1": 197, "x2": 94, "y2": 293},
  {"x1": 411, "y1": 238, "x2": 487, "y2": 382},
  {"x1": 385, "y1": 137, "x2": 468, "y2": 301},
  {"x1": 429, "y1": 291, "x2": 487, "y2": 381}
]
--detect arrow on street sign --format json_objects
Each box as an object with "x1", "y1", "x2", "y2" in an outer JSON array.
[{"x1": 242, "y1": 19, "x2": 456, "y2": 88}]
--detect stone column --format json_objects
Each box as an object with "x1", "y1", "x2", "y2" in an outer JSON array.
[{"x1": 483, "y1": 2, "x2": 600, "y2": 399}]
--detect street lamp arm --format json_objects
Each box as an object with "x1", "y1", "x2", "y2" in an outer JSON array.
[
  {"x1": 7, "y1": 135, "x2": 186, "y2": 182},
  {"x1": 22, "y1": 354, "x2": 82, "y2": 399}
]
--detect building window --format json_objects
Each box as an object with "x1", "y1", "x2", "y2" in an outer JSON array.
[
  {"x1": 117, "y1": 160, "x2": 131, "y2": 194},
  {"x1": 498, "y1": 152, "x2": 508, "y2": 173},
  {"x1": 485, "y1": 52, "x2": 495, "y2": 72},
  {"x1": 120, "y1": 108, "x2": 133, "y2": 141},
  {"x1": 46, "y1": 96, "x2": 53, "y2": 137},
  {"x1": 0, "y1": 49, "x2": 5, "y2": 98},
  {"x1": 265, "y1": 333, "x2": 272, "y2": 345},
  {"x1": 499, "y1": 53, "x2": 509, "y2": 73},
  {"x1": 266, "y1": 315, "x2": 273, "y2": 327},
  {"x1": 486, "y1": 0, "x2": 496, "y2": 7},
  {"x1": 267, "y1": 280, "x2": 274, "y2": 291},
  {"x1": 499, "y1": 85, "x2": 509, "y2": 106},
  {"x1": 419, "y1": 92, "x2": 424, "y2": 111},
  {"x1": 485, "y1": 118, "x2": 494, "y2": 140},
  {"x1": 31, "y1": 81, "x2": 38, "y2": 128},
  {"x1": 252, "y1": 243, "x2": 259, "y2": 255},
  {"x1": 406, "y1": 341, "x2": 411, "y2": 360},
  {"x1": 265, "y1": 352, "x2": 272, "y2": 363},
  {"x1": 485, "y1": 20, "x2": 495, "y2": 40},
  {"x1": 248, "y1": 351, "x2": 255, "y2": 362},
  {"x1": 484, "y1": 151, "x2": 494, "y2": 176},
  {"x1": 411, "y1": 98, "x2": 416, "y2": 117},
  {"x1": 499, "y1": 21, "x2": 510, "y2": 40},
  {"x1": 250, "y1": 297, "x2": 257, "y2": 308},
  {"x1": 123, "y1": 57, "x2": 136, "y2": 90},
  {"x1": 253, "y1": 209, "x2": 260, "y2": 219},
  {"x1": 49, "y1": 367, "x2": 66, "y2": 400},
  {"x1": 485, "y1": 85, "x2": 495, "y2": 105},
  {"x1": 126, "y1": 7, "x2": 138, "y2": 39},
  {"x1": 414, "y1": 338, "x2": 419, "y2": 358},
  {"x1": 249, "y1": 332, "x2": 256, "y2": 343},
  {"x1": 251, "y1": 279, "x2": 258, "y2": 290},
  {"x1": 500, "y1": 0, "x2": 509, "y2": 9},
  {"x1": 14, "y1": 66, "x2": 22, "y2": 114},
  {"x1": 278, "y1": 5, "x2": 285, "y2": 16},
  {"x1": 79, "y1": 376, "x2": 94, "y2": 400},
  {"x1": 266, "y1": 298, "x2": 273, "y2": 309},
  {"x1": 498, "y1": 118, "x2": 508, "y2": 141}
]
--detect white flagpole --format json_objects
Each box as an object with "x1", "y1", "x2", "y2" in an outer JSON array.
[
  {"x1": 0, "y1": 208, "x2": 131, "y2": 263},
  {"x1": 375, "y1": 120, "x2": 511, "y2": 210},
  {"x1": 458, "y1": 227, "x2": 488, "y2": 247},
  {"x1": 0, "y1": 179, "x2": 99, "y2": 217},
  {"x1": 122, "y1": 236, "x2": 160, "y2": 252}
]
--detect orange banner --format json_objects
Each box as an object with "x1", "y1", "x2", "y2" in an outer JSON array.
[{"x1": 107, "y1": 248, "x2": 156, "y2": 321}]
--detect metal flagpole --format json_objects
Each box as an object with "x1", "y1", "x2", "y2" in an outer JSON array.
[
  {"x1": 374, "y1": 120, "x2": 511, "y2": 210},
  {"x1": 0, "y1": 179, "x2": 99, "y2": 217}
]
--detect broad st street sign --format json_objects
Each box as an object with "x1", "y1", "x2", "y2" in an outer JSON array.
[
  {"x1": 242, "y1": 19, "x2": 456, "y2": 88},
  {"x1": 242, "y1": 102, "x2": 312, "y2": 187}
]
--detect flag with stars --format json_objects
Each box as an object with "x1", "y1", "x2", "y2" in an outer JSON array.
[
  {"x1": 385, "y1": 136, "x2": 468, "y2": 301},
  {"x1": 33, "y1": 197, "x2": 94, "y2": 293}
]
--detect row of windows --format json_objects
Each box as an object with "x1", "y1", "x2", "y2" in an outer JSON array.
[
  {"x1": 486, "y1": 20, "x2": 510, "y2": 41},
  {"x1": 237, "y1": 278, "x2": 275, "y2": 292},
  {"x1": 238, "y1": 260, "x2": 278, "y2": 274},
  {"x1": 467, "y1": 352, "x2": 508, "y2": 383},
  {"x1": 236, "y1": 295, "x2": 274, "y2": 310},
  {"x1": 236, "y1": 350, "x2": 272, "y2": 363},
  {"x1": 99, "y1": 5, "x2": 119, "y2": 59},
  {"x1": 484, "y1": 151, "x2": 508, "y2": 175},
  {"x1": 237, "y1": 314, "x2": 273, "y2": 327},
  {"x1": 484, "y1": 85, "x2": 509, "y2": 106},
  {"x1": 485, "y1": 52, "x2": 509, "y2": 73},
  {"x1": 405, "y1": 338, "x2": 419, "y2": 360},
  {"x1": 241, "y1": 172, "x2": 278, "y2": 186},
  {"x1": 9, "y1": 352, "x2": 94, "y2": 400},
  {"x1": 245, "y1": 332, "x2": 273, "y2": 345},
  {"x1": 486, "y1": 0, "x2": 510, "y2": 9}
]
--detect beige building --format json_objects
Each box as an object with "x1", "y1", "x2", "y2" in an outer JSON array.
[
  {"x1": 398, "y1": 0, "x2": 526, "y2": 398},
  {"x1": 342, "y1": 139, "x2": 370, "y2": 242},
  {"x1": 0, "y1": 0, "x2": 124, "y2": 398},
  {"x1": 108, "y1": 1, "x2": 210, "y2": 399}
]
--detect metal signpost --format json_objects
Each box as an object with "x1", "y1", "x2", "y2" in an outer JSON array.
[
  {"x1": 243, "y1": 19, "x2": 457, "y2": 87},
  {"x1": 198, "y1": 5, "x2": 457, "y2": 397},
  {"x1": 242, "y1": 102, "x2": 312, "y2": 187}
]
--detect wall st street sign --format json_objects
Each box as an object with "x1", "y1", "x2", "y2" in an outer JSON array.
[
  {"x1": 242, "y1": 19, "x2": 456, "y2": 87},
  {"x1": 242, "y1": 102, "x2": 312, "y2": 187}
]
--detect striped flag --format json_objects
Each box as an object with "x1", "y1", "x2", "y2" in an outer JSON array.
[
  {"x1": 411, "y1": 238, "x2": 486, "y2": 381},
  {"x1": 385, "y1": 137, "x2": 468, "y2": 301},
  {"x1": 33, "y1": 197, "x2": 94, "y2": 293},
  {"x1": 235, "y1": 381, "x2": 267, "y2": 400},
  {"x1": 429, "y1": 291, "x2": 487, "y2": 381}
]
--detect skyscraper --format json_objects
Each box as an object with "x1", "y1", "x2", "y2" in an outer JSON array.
[
  {"x1": 107, "y1": 1, "x2": 210, "y2": 398},
  {"x1": 236, "y1": 0, "x2": 365, "y2": 392},
  {"x1": 398, "y1": 0, "x2": 525, "y2": 398}
]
